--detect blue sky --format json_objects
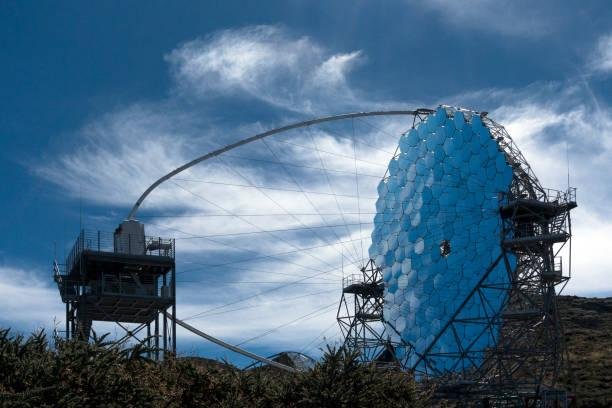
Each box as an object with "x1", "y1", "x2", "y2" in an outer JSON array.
[{"x1": 1, "y1": 1, "x2": 612, "y2": 363}]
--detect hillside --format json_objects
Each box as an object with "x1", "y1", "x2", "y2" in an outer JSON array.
[{"x1": 558, "y1": 296, "x2": 612, "y2": 407}]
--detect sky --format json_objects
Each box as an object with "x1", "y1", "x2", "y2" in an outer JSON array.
[{"x1": 1, "y1": 0, "x2": 612, "y2": 364}]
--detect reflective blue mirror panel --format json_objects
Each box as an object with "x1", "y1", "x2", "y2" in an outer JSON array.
[{"x1": 369, "y1": 107, "x2": 516, "y2": 372}]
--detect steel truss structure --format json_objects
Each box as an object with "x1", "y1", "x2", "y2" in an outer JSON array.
[
  {"x1": 337, "y1": 259, "x2": 409, "y2": 367},
  {"x1": 337, "y1": 109, "x2": 577, "y2": 406},
  {"x1": 54, "y1": 229, "x2": 176, "y2": 359}
]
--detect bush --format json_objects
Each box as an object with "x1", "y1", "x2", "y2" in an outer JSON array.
[{"x1": 0, "y1": 329, "x2": 427, "y2": 407}]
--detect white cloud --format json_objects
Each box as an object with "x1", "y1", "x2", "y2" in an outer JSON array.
[
  {"x1": 410, "y1": 0, "x2": 556, "y2": 37},
  {"x1": 310, "y1": 51, "x2": 362, "y2": 90},
  {"x1": 569, "y1": 210, "x2": 612, "y2": 295},
  {"x1": 590, "y1": 33, "x2": 612, "y2": 73},
  {"x1": 165, "y1": 25, "x2": 363, "y2": 112},
  {"x1": 487, "y1": 85, "x2": 612, "y2": 207},
  {"x1": 462, "y1": 82, "x2": 612, "y2": 295},
  {"x1": 0, "y1": 265, "x2": 64, "y2": 331},
  {"x1": 177, "y1": 284, "x2": 342, "y2": 348},
  {"x1": 35, "y1": 104, "x2": 194, "y2": 208}
]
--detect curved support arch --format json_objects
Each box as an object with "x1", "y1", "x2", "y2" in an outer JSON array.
[{"x1": 127, "y1": 109, "x2": 434, "y2": 220}]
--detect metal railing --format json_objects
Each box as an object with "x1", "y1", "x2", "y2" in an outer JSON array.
[
  {"x1": 54, "y1": 269, "x2": 174, "y2": 300},
  {"x1": 53, "y1": 262, "x2": 83, "y2": 301},
  {"x1": 501, "y1": 187, "x2": 576, "y2": 205},
  {"x1": 343, "y1": 274, "x2": 364, "y2": 288},
  {"x1": 508, "y1": 217, "x2": 569, "y2": 240},
  {"x1": 65, "y1": 229, "x2": 175, "y2": 275},
  {"x1": 535, "y1": 187, "x2": 576, "y2": 204}
]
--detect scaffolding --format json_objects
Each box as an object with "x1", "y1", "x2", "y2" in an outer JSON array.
[{"x1": 337, "y1": 259, "x2": 412, "y2": 368}]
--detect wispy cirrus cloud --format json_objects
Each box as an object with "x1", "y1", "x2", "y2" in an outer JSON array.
[
  {"x1": 589, "y1": 32, "x2": 612, "y2": 74},
  {"x1": 166, "y1": 25, "x2": 363, "y2": 113},
  {"x1": 34, "y1": 104, "x2": 193, "y2": 209},
  {"x1": 34, "y1": 25, "x2": 378, "y2": 212},
  {"x1": 408, "y1": 0, "x2": 559, "y2": 37}
]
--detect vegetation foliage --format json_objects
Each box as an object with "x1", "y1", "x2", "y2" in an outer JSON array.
[
  {"x1": 0, "y1": 330, "x2": 426, "y2": 407},
  {"x1": 1, "y1": 296, "x2": 608, "y2": 407}
]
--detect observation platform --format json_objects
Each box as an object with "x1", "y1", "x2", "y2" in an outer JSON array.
[
  {"x1": 499, "y1": 187, "x2": 577, "y2": 220},
  {"x1": 500, "y1": 187, "x2": 576, "y2": 253},
  {"x1": 54, "y1": 223, "x2": 176, "y2": 330},
  {"x1": 342, "y1": 274, "x2": 384, "y2": 297},
  {"x1": 502, "y1": 232, "x2": 570, "y2": 248},
  {"x1": 63, "y1": 230, "x2": 174, "y2": 278},
  {"x1": 355, "y1": 312, "x2": 383, "y2": 320}
]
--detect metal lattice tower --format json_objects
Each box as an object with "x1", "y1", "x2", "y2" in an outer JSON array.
[{"x1": 336, "y1": 259, "x2": 399, "y2": 366}]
